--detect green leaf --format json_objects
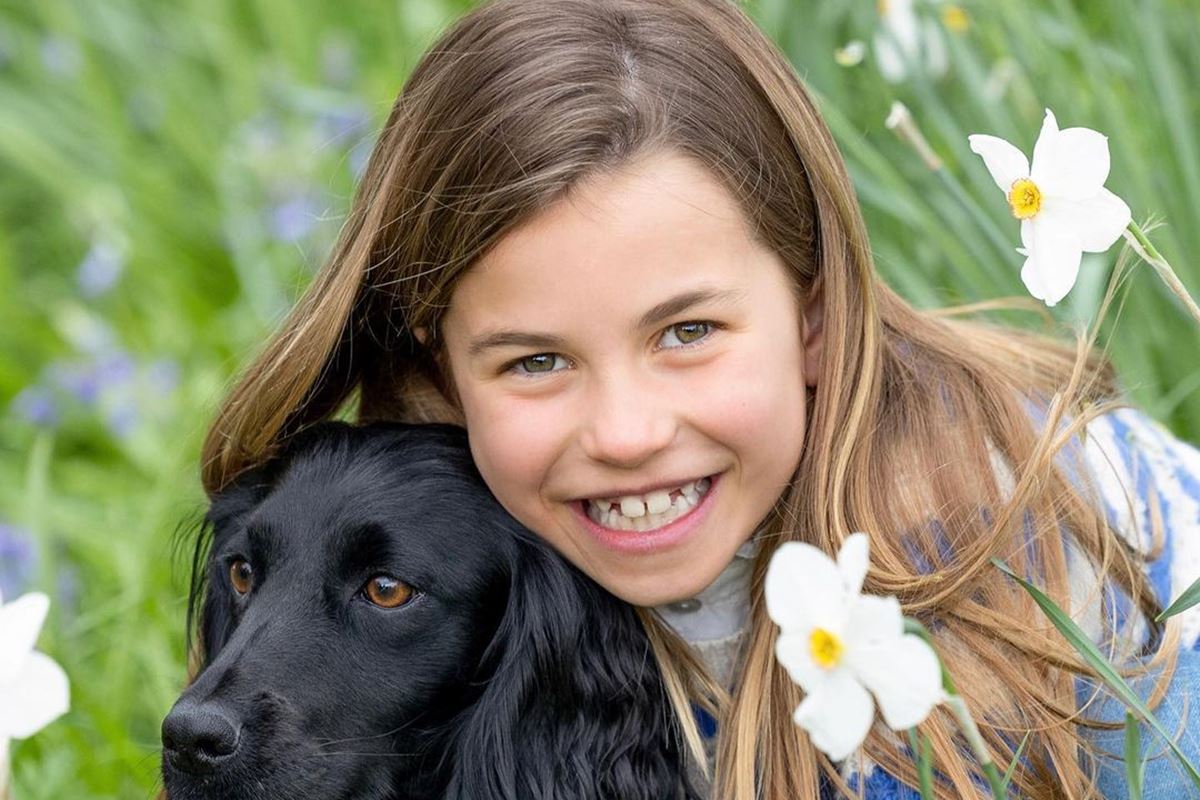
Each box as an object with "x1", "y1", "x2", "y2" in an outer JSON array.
[
  {"x1": 992, "y1": 558, "x2": 1200, "y2": 789},
  {"x1": 1001, "y1": 731, "x2": 1030, "y2": 789},
  {"x1": 1156, "y1": 574, "x2": 1200, "y2": 621},
  {"x1": 1125, "y1": 712, "x2": 1145, "y2": 800}
]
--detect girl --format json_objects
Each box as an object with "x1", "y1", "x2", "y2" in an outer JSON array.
[{"x1": 197, "y1": 0, "x2": 1200, "y2": 796}]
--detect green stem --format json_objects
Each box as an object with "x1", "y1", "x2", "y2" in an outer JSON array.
[
  {"x1": 904, "y1": 619, "x2": 1008, "y2": 800},
  {"x1": 1124, "y1": 222, "x2": 1200, "y2": 326},
  {"x1": 907, "y1": 728, "x2": 937, "y2": 800},
  {"x1": 933, "y1": 167, "x2": 1020, "y2": 269},
  {"x1": 1, "y1": 736, "x2": 9, "y2": 800},
  {"x1": 886, "y1": 101, "x2": 1019, "y2": 274}
]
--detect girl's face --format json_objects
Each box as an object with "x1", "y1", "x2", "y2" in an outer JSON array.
[{"x1": 438, "y1": 151, "x2": 820, "y2": 606}]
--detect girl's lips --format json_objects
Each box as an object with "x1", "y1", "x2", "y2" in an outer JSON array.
[{"x1": 571, "y1": 472, "x2": 721, "y2": 555}]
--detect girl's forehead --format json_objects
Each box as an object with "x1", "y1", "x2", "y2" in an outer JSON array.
[{"x1": 444, "y1": 152, "x2": 766, "y2": 327}]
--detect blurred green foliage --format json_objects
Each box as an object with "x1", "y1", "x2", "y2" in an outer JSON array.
[{"x1": 1, "y1": 0, "x2": 1198, "y2": 796}]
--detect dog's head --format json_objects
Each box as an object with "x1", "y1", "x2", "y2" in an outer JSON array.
[{"x1": 162, "y1": 422, "x2": 697, "y2": 800}]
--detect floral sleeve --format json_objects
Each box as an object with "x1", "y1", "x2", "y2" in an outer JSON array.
[{"x1": 1081, "y1": 407, "x2": 1200, "y2": 650}]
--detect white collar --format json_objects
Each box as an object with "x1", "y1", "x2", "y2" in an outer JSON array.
[{"x1": 653, "y1": 526, "x2": 764, "y2": 643}]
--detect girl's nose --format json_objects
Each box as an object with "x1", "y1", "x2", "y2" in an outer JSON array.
[{"x1": 579, "y1": 372, "x2": 676, "y2": 468}]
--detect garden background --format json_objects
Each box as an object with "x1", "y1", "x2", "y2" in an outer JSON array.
[{"x1": 2, "y1": 0, "x2": 1198, "y2": 796}]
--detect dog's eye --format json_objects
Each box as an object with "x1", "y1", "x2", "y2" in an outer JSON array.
[
  {"x1": 363, "y1": 575, "x2": 414, "y2": 609},
  {"x1": 229, "y1": 559, "x2": 254, "y2": 594}
]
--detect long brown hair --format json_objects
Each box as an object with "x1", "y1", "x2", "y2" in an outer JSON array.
[{"x1": 199, "y1": 1, "x2": 1177, "y2": 796}]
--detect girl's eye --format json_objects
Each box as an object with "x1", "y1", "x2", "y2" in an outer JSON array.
[
  {"x1": 509, "y1": 353, "x2": 568, "y2": 376},
  {"x1": 362, "y1": 575, "x2": 415, "y2": 609},
  {"x1": 501, "y1": 321, "x2": 715, "y2": 381},
  {"x1": 229, "y1": 559, "x2": 254, "y2": 595},
  {"x1": 657, "y1": 321, "x2": 710, "y2": 347}
]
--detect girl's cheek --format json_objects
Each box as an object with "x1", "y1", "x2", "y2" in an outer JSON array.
[{"x1": 468, "y1": 397, "x2": 566, "y2": 493}]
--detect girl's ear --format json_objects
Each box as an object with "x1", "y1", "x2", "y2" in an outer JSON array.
[
  {"x1": 801, "y1": 280, "x2": 825, "y2": 388},
  {"x1": 446, "y1": 530, "x2": 698, "y2": 800},
  {"x1": 412, "y1": 326, "x2": 428, "y2": 346}
]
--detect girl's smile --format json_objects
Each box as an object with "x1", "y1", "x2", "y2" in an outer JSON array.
[
  {"x1": 438, "y1": 150, "x2": 822, "y2": 606},
  {"x1": 573, "y1": 471, "x2": 721, "y2": 555}
]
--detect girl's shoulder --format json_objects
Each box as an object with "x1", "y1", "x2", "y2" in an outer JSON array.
[{"x1": 1076, "y1": 406, "x2": 1200, "y2": 648}]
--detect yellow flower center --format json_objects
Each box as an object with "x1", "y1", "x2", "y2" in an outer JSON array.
[
  {"x1": 809, "y1": 628, "x2": 845, "y2": 669},
  {"x1": 1007, "y1": 178, "x2": 1043, "y2": 219},
  {"x1": 877, "y1": 0, "x2": 889, "y2": 16},
  {"x1": 942, "y1": 6, "x2": 969, "y2": 32}
]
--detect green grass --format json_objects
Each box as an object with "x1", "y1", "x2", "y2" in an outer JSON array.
[{"x1": 1, "y1": 0, "x2": 1198, "y2": 796}]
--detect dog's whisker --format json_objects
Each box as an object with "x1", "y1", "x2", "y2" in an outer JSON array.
[
  {"x1": 309, "y1": 750, "x2": 425, "y2": 759},
  {"x1": 313, "y1": 717, "x2": 430, "y2": 749}
]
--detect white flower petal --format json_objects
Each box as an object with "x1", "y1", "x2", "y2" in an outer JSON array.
[
  {"x1": 1031, "y1": 110, "x2": 1111, "y2": 201},
  {"x1": 775, "y1": 629, "x2": 828, "y2": 694},
  {"x1": 967, "y1": 135, "x2": 1030, "y2": 193},
  {"x1": 765, "y1": 542, "x2": 850, "y2": 632},
  {"x1": 1021, "y1": 217, "x2": 1084, "y2": 306},
  {"x1": 1040, "y1": 191, "x2": 1131, "y2": 254},
  {"x1": 849, "y1": 635, "x2": 943, "y2": 731},
  {"x1": 1029, "y1": 108, "x2": 1060, "y2": 175},
  {"x1": 793, "y1": 668, "x2": 875, "y2": 762},
  {"x1": 846, "y1": 594, "x2": 904, "y2": 649},
  {"x1": 0, "y1": 592, "x2": 49, "y2": 685},
  {"x1": 873, "y1": 31, "x2": 908, "y2": 83},
  {"x1": 881, "y1": 0, "x2": 919, "y2": 48},
  {"x1": 0, "y1": 651, "x2": 70, "y2": 739},
  {"x1": 837, "y1": 533, "x2": 871, "y2": 596},
  {"x1": 920, "y1": 18, "x2": 948, "y2": 78},
  {"x1": 1019, "y1": 251, "x2": 1049, "y2": 304}
]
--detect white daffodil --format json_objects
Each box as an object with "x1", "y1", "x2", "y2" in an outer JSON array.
[
  {"x1": 969, "y1": 109, "x2": 1132, "y2": 307},
  {"x1": 765, "y1": 533, "x2": 943, "y2": 762},
  {"x1": 874, "y1": 0, "x2": 948, "y2": 83},
  {"x1": 0, "y1": 589, "x2": 70, "y2": 791}
]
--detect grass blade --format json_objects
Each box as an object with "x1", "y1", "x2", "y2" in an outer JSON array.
[
  {"x1": 1001, "y1": 731, "x2": 1030, "y2": 789},
  {"x1": 1125, "y1": 711, "x2": 1144, "y2": 800},
  {"x1": 992, "y1": 558, "x2": 1200, "y2": 789},
  {"x1": 1156, "y1": 574, "x2": 1200, "y2": 622}
]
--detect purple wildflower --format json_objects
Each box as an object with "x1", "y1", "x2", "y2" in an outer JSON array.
[
  {"x1": 0, "y1": 523, "x2": 37, "y2": 599},
  {"x1": 10, "y1": 386, "x2": 59, "y2": 427},
  {"x1": 0, "y1": 24, "x2": 13, "y2": 71},
  {"x1": 146, "y1": 358, "x2": 180, "y2": 396},
  {"x1": 314, "y1": 103, "x2": 371, "y2": 148},
  {"x1": 104, "y1": 400, "x2": 139, "y2": 439},
  {"x1": 55, "y1": 563, "x2": 80, "y2": 619},
  {"x1": 48, "y1": 361, "x2": 102, "y2": 404},
  {"x1": 350, "y1": 137, "x2": 374, "y2": 179},
  {"x1": 48, "y1": 352, "x2": 135, "y2": 406},
  {"x1": 76, "y1": 238, "x2": 125, "y2": 297},
  {"x1": 268, "y1": 192, "x2": 323, "y2": 243}
]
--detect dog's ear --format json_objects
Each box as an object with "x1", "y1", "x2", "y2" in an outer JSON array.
[{"x1": 445, "y1": 531, "x2": 698, "y2": 800}]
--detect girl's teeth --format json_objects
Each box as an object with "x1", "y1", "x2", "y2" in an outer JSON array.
[
  {"x1": 645, "y1": 490, "x2": 672, "y2": 515},
  {"x1": 619, "y1": 497, "x2": 646, "y2": 517},
  {"x1": 585, "y1": 476, "x2": 714, "y2": 531}
]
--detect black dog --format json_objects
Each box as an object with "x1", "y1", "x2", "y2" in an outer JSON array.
[{"x1": 162, "y1": 421, "x2": 700, "y2": 799}]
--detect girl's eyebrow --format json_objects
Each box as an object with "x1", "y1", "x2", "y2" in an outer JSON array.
[{"x1": 465, "y1": 286, "x2": 746, "y2": 358}]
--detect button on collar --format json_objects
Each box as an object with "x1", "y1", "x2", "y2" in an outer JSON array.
[{"x1": 666, "y1": 598, "x2": 703, "y2": 613}]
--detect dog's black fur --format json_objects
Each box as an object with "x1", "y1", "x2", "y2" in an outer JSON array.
[{"x1": 162, "y1": 421, "x2": 700, "y2": 800}]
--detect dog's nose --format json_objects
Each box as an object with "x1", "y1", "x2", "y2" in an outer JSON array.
[{"x1": 161, "y1": 703, "x2": 241, "y2": 774}]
